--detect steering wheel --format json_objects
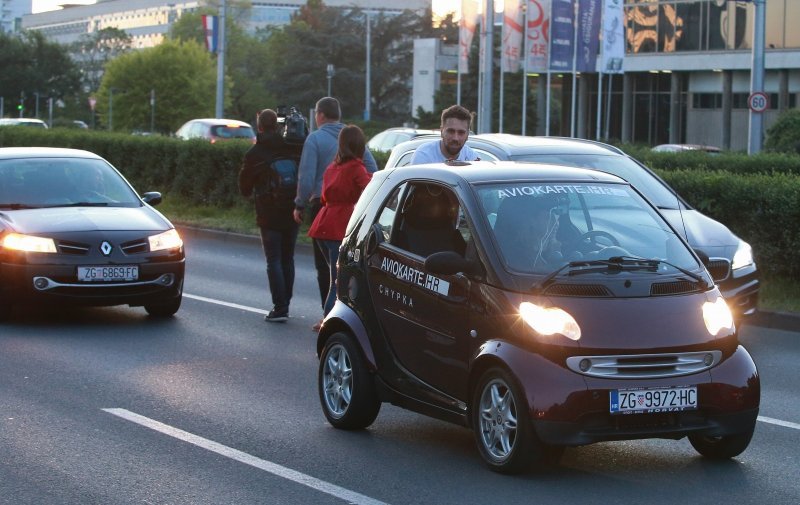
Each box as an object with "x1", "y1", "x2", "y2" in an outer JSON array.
[{"x1": 577, "y1": 230, "x2": 620, "y2": 252}]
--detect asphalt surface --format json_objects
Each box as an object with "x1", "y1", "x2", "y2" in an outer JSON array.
[{"x1": 1, "y1": 227, "x2": 798, "y2": 504}]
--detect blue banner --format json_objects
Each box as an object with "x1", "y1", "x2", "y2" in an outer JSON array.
[
  {"x1": 577, "y1": 0, "x2": 602, "y2": 72},
  {"x1": 549, "y1": 0, "x2": 574, "y2": 71}
]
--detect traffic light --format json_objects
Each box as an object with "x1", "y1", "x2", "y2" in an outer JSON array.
[{"x1": 17, "y1": 104, "x2": 23, "y2": 111}]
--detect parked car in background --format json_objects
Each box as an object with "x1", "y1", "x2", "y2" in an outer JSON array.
[
  {"x1": 0, "y1": 118, "x2": 48, "y2": 129},
  {"x1": 652, "y1": 144, "x2": 721, "y2": 154},
  {"x1": 367, "y1": 127, "x2": 438, "y2": 153},
  {"x1": 386, "y1": 134, "x2": 758, "y2": 321},
  {"x1": 0, "y1": 147, "x2": 185, "y2": 320},
  {"x1": 175, "y1": 118, "x2": 256, "y2": 144},
  {"x1": 317, "y1": 161, "x2": 758, "y2": 473}
]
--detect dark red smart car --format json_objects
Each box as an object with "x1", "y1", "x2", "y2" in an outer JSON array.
[{"x1": 316, "y1": 161, "x2": 759, "y2": 473}]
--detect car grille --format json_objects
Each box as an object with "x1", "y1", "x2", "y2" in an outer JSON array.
[
  {"x1": 56, "y1": 240, "x2": 90, "y2": 255},
  {"x1": 565, "y1": 350, "x2": 722, "y2": 379},
  {"x1": 54, "y1": 238, "x2": 150, "y2": 256},
  {"x1": 707, "y1": 258, "x2": 730, "y2": 282},
  {"x1": 650, "y1": 280, "x2": 698, "y2": 296},
  {"x1": 544, "y1": 283, "x2": 611, "y2": 297}
]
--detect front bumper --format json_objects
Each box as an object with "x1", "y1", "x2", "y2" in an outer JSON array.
[{"x1": 0, "y1": 259, "x2": 185, "y2": 308}]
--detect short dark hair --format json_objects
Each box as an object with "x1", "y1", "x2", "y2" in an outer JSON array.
[
  {"x1": 335, "y1": 124, "x2": 366, "y2": 164},
  {"x1": 257, "y1": 109, "x2": 278, "y2": 132},
  {"x1": 441, "y1": 104, "x2": 472, "y2": 127},
  {"x1": 315, "y1": 97, "x2": 341, "y2": 121}
]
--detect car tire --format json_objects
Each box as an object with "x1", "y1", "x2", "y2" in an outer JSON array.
[
  {"x1": 144, "y1": 296, "x2": 182, "y2": 317},
  {"x1": 472, "y1": 367, "x2": 550, "y2": 474},
  {"x1": 318, "y1": 332, "x2": 380, "y2": 430},
  {"x1": 689, "y1": 428, "x2": 755, "y2": 459}
]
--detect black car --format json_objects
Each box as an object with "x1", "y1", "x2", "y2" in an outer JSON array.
[
  {"x1": 316, "y1": 162, "x2": 757, "y2": 473},
  {"x1": 0, "y1": 147, "x2": 185, "y2": 319},
  {"x1": 385, "y1": 134, "x2": 758, "y2": 321}
]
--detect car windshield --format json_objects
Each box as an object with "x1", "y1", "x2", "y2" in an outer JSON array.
[
  {"x1": 509, "y1": 153, "x2": 681, "y2": 209},
  {"x1": 476, "y1": 181, "x2": 699, "y2": 276},
  {"x1": 210, "y1": 125, "x2": 254, "y2": 139},
  {"x1": 0, "y1": 157, "x2": 142, "y2": 208}
]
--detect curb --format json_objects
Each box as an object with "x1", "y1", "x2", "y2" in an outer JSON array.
[{"x1": 176, "y1": 226, "x2": 800, "y2": 333}]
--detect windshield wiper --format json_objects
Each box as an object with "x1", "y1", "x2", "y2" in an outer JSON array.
[
  {"x1": 531, "y1": 256, "x2": 710, "y2": 294},
  {"x1": 60, "y1": 202, "x2": 110, "y2": 207},
  {"x1": 0, "y1": 203, "x2": 38, "y2": 209}
]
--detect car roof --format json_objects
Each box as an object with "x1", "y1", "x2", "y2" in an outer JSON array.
[
  {"x1": 389, "y1": 160, "x2": 627, "y2": 186},
  {"x1": 0, "y1": 147, "x2": 103, "y2": 160},
  {"x1": 392, "y1": 134, "x2": 626, "y2": 158},
  {"x1": 186, "y1": 118, "x2": 253, "y2": 127}
]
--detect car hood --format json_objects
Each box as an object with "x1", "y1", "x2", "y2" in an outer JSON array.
[
  {"x1": 0, "y1": 206, "x2": 170, "y2": 234},
  {"x1": 552, "y1": 290, "x2": 722, "y2": 351},
  {"x1": 660, "y1": 209, "x2": 738, "y2": 257}
]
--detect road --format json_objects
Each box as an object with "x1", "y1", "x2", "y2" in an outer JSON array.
[{"x1": 1, "y1": 229, "x2": 798, "y2": 505}]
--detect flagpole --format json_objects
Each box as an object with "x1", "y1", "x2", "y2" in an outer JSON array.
[
  {"x1": 215, "y1": 0, "x2": 226, "y2": 118},
  {"x1": 499, "y1": 53, "x2": 505, "y2": 133},
  {"x1": 521, "y1": 1, "x2": 528, "y2": 135},
  {"x1": 457, "y1": 5, "x2": 463, "y2": 106},
  {"x1": 605, "y1": 73, "x2": 613, "y2": 139},
  {"x1": 570, "y1": 0, "x2": 577, "y2": 138},
  {"x1": 545, "y1": 1, "x2": 552, "y2": 136}
]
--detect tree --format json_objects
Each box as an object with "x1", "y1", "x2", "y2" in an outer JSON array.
[
  {"x1": 96, "y1": 40, "x2": 217, "y2": 133},
  {"x1": 765, "y1": 109, "x2": 800, "y2": 154},
  {"x1": 71, "y1": 27, "x2": 133, "y2": 93},
  {"x1": 170, "y1": 9, "x2": 275, "y2": 121},
  {"x1": 0, "y1": 31, "x2": 81, "y2": 117}
]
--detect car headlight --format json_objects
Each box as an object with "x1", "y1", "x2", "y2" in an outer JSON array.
[
  {"x1": 702, "y1": 297, "x2": 734, "y2": 335},
  {"x1": 148, "y1": 229, "x2": 183, "y2": 252},
  {"x1": 1, "y1": 233, "x2": 57, "y2": 253},
  {"x1": 731, "y1": 240, "x2": 754, "y2": 270},
  {"x1": 519, "y1": 302, "x2": 581, "y2": 341}
]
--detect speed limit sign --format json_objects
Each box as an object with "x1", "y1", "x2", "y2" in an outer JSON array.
[{"x1": 748, "y1": 92, "x2": 769, "y2": 113}]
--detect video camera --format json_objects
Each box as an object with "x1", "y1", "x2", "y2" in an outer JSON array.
[{"x1": 276, "y1": 106, "x2": 308, "y2": 145}]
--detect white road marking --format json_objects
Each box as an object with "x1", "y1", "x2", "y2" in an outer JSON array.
[
  {"x1": 102, "y1": 408, "x2": 389, "y2": 505},
  {"x1": 758, "y1": 416, "x2": 800, "y2": 430},
  {"x1": 183, "y1": 294, "x2": 800, "y2": 433},
  {"x1": 184, "y1": 293, "x2": 267, "y2": 315}
]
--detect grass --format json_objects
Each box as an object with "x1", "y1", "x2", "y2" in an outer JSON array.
[{"x1": 157, "y1": 197, "x2": 799, "y2": 314}]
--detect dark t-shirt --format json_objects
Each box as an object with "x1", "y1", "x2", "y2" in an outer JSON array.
[{"x1": 238, "y1": 132, "x2": 303, "y2": 230}]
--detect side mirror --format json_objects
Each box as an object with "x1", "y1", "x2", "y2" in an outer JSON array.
[
  {"x1": 366, "y1": 223, "x2": 384, "y2": 256},
  {"x1": 425, "y1": 250, "x2": 476, "y2": 276},
  {"x1": 142, "y1": 192, "x2": 162, "y2": 206}
]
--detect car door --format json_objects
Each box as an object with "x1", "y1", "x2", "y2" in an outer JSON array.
[{"x1": 364, "y1": 181, "x2": 473, "y2": 399}]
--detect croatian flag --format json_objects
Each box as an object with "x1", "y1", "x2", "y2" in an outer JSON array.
[{"x1": 202, "y1": 15, "x2": 218, "y2": 53}]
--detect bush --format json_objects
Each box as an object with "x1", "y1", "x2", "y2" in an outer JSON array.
[{"x1": 765, "y1": 109, "x2": 800, "y2": 154}]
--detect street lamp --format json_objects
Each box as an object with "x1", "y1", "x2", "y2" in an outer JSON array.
[{"x1": 326, "y1": 64, "x2": 335, "y2": 97}]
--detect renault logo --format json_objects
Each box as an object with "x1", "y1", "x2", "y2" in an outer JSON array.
[{"x1": 100, "y1": 241, "x2": 113, "y2": 256}]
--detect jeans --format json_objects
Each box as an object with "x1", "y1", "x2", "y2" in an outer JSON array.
[
  {"x1": 316, "y1": 239, "x2": 341, "y2": 316},
  {"x1": 259, "y1": 224, "x2": 299, "y2": 313},
  {"x1": 309, "y1": 200, "x2": 329, "y2": 309}
]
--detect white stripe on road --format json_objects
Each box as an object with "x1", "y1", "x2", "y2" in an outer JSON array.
[
  {"x1": 758, "y1": 415, "x2": 800, "y2": 430},
  {"x1": 103, "y1": 408, "x2": 389, "y2": 505},
  {"x1": 183, "y1": 294, "x2": 800, "y2": 433},
  {"x1": 184, "y1": 293, "x2": 267, "y2": 315}
]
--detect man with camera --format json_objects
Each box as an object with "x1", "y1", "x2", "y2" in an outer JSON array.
[
  {"x1": 239, "y1": 108, "x2": 304, "y2": 322},
  {"x1": 293, "y1": 97, "x2": 378, "y2": 330}
]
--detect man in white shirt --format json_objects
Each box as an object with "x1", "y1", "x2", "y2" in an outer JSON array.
[{"x1": 410, "y1": 105, "x2": 479, "y2": 164}]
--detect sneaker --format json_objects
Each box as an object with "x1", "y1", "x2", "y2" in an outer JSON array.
[{"x1": 264, "y1": 309, "x2": 288, "y2": 323}]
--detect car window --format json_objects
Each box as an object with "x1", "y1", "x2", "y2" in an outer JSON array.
[
  {"x1": 210, "y1": 125, "x2": 254, "y2": 139},
  {"x1": 473, "y1": 148, "x2": 498, "y2": 162},
  {"x1": 476, "y1": 181, "x2": 698, "y2": 275},
  {"x1": 390, "y1": 182, "x2": 467, "y2": 258},
  {"x1": 395, "y1": 150, "x2": 415, "y2": 167},
  {"x1": 375, "y1": 183, "x2": 406, "y2": 242},
  {"x1": 0, "y1": 158, "x2": 141, "y2": 208}
]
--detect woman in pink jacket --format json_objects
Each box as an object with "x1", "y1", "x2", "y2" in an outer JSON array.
[{"x1": 308, "y1": 125, "x2": 373, "y2": 329}]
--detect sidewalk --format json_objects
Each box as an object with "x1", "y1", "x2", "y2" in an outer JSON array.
[{"x1": 177, "y1": 226, "x2": 800, "y2": 333}]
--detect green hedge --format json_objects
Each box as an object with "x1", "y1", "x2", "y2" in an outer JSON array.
[{"x1": 2, "y1": 128, "x2": 799, "y2": 278}]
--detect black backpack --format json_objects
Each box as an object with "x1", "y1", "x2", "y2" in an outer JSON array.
[{"x1": 253, "y1": 156, "x2": 299, "y2": 207}]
